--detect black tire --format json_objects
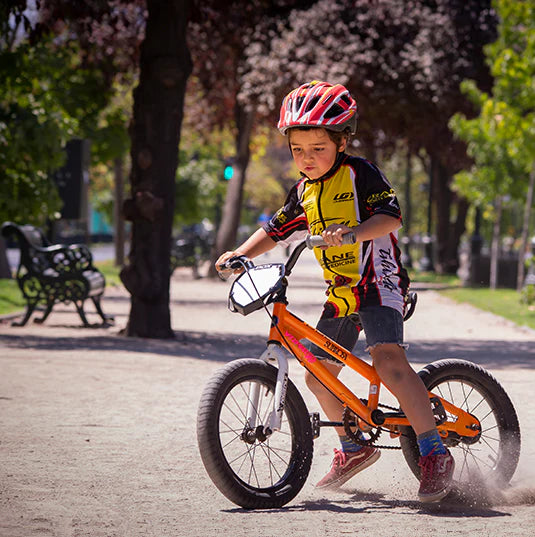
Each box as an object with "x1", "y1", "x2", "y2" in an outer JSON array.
[
  {"x1": 197, "y1": 359, "x2": 314, "y2": 509},
  {"x1": 399, "y1": 359, "x2": 521, "y2": 486}
]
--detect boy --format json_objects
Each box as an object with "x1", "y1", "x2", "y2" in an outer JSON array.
[{"x1": 216, "y1": 80, "x2": 454, "y2": 502}]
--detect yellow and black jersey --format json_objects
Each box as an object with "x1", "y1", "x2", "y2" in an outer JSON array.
[{"x1": 263, "y1": 153, "x2": 410, "y2": 317}]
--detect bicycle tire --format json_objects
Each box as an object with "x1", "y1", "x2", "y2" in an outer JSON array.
[
  {"x1": 399, "y1": 359, "x2": 521, "y2": 486},
  {"x1": 197, "y1": 358, "x2": 314, "y2": 509}
]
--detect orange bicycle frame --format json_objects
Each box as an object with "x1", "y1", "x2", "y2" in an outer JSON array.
[{"x1": 268, "y1": 301, "x2": 480, "y2": 439}]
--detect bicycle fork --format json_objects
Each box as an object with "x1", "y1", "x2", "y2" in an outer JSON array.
[{"x1": 244, "y1": 343, "x2": 291, "y2": 438}]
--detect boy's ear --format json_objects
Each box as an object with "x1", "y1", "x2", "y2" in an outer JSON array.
[{"x1": 338, "y1": 137, "x2": 348, "y2": 152}]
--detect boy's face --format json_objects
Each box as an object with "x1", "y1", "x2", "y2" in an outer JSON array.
[{"x1": 288, "y1": 128, "x2": 346, "y2": 180}]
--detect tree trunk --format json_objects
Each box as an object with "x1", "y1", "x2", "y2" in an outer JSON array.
[
  {"x1": 114, "y1": 155, "x2": 125, "y2": 267},
  {"x1": 401, "y1": 144, "x2": 413, "y2": 268},
  {"x1": 517, "y1": 162, "x2": 535, "y2": 291},
  {"x1": 433, "y1": 159, "x2": 468, "y2": 275},
  {"x1": 434, "y1": 160, "x2": 452, "y2": 274},
  {"x1": 0, "y1": 236, "x2": 12, "y2": 279},
  {"x1": 120, "y1": 0, "x2": 192, "y2": 338},
  {"x1": 208, "y1": 105, "x2": 254, "y2": 277},
  {"x1": 447, "y1": 197, "x2": 469, "y2": 274},
  {"x1": 490, "y1": 196, "x2": 503, "y2": 290}
]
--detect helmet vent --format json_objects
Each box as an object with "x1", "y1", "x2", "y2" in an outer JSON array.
[{"x1": 324, "y1": 103, "x2": 344, "y2": 119}]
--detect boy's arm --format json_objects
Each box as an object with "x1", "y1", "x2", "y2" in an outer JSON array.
[{"x1": 235, "y1": 227, "x2": 277, "y2": 258}]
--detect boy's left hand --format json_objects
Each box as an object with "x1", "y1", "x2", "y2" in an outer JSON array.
[{"x1": 321, "y1": 224, "x2": 355, "y2": 247}]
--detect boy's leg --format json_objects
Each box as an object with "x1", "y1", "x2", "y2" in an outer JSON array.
[
  {"x1": 359, "y1": 306, "x2": 454, "y2": 503},
  {"x1": 303, "y1": 316, "x2": 380, "y2": 489}
]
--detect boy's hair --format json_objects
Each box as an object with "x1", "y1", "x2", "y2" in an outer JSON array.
[{"x1": 287, "y1": 126, "x2": 351, "y2": 151}]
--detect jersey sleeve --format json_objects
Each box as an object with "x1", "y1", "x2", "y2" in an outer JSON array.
[
  {"x1": 262, "y1": 181, "x2": 309, "y2": 245},
  {"x1": 358, "y1": 159, "x2": 402, "y2": 221}
]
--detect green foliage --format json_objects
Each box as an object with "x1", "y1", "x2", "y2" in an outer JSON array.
[
  {"x1": 520, "y1": 283, "x2": 535, "y2": 306},
  {"x1": 0, "y1": 37, "x2": 114, "y2": 226},
  {"x1": 174, "y1": 137, "x2": 228, "y2": 227},
  {"x1": 450, "y1": 0, "x2": 535, "y2": 208}
]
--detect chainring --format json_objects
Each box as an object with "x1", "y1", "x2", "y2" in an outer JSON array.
[{"x1": 342, "y1": 405, "x2": 403, "y2": 451}]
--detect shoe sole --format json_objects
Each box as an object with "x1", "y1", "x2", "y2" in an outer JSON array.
[
  {"x1": 418, "y1": 461, "x2": 455, "y2": 503},
  {"x1": 316, "y1": 450, "x2": 381, "y2": 490},
  {"x1": 418, "y1": 484, "x2": 452, "y2": 503}
]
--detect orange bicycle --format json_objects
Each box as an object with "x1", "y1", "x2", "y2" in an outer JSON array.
[{"x1": 197, "y1": 235, "x2": 521, "y2": 509}]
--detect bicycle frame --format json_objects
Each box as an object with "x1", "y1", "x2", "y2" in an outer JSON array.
[{"x1": 257, "y1": 300, "x2": 481, "y2": 441}]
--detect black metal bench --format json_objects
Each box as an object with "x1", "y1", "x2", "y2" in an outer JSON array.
[{"x1": 1, "y1": 221, "x2": 114, "y2": 327}]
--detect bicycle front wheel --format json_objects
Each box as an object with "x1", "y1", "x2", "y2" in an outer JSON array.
[
  {"x1": 400, "y1": 359, "x2": 521, "y2": 487},
  {"x1": 197, "y1": 359, "x2": 313, "y2": 509}
]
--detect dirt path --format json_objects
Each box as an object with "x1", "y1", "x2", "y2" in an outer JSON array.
[{"x1": 1, "y1": 249, "x2": 534, "y2": 537}]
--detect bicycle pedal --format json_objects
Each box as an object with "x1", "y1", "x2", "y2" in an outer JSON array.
[{"x1": 310, "y1": 412, "x2": 321, "y2": 439}]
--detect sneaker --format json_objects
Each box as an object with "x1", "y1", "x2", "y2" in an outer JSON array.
[
  {"x1": 418, "y1": 450, "x2": 455, "y2": 502},
  {"x1": 316, "y1": 446, "x2": 381, "y2": 489}
]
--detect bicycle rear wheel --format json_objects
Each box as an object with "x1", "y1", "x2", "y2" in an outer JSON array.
[
  {"x1": 197, "y1": 358, "x2": 313, "y2": 509},
  {"x1": 400, "y1": 359, "x2": 521, "y2": 487}
]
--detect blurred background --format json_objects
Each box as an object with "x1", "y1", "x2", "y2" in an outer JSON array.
[{"x1": 1, "y1": 0, "x2": 534, "y2": 335}]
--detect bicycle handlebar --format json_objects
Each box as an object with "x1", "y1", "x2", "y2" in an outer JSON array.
[
  {"x1": 305, "y1": 232, "x2": 356, "y2": 249},
  {"x1": 217, "y1": 255, "x2": 253, "y2": 272},
  {"x1": 218, "y1": 232, "x2": 357, "y2": 277}
]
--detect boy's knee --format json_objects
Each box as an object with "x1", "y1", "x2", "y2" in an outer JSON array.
[{"x1": 371, "y1": 344, "x2": 408, "y2": 382}]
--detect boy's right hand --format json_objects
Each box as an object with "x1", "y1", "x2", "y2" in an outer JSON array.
[{"x1": 215, "y1": 250, "x2": 247, "y2": 275}]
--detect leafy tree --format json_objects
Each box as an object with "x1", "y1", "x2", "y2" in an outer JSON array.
[
  {"x1": 239, "y1": 0, "x2": 497, "y2": 273},
  {"x1": 0, "y1": 1, "x2": 136, "y2": 277},
  {"x1": 450, "y1": 0, "x2": 535, "y2": 289},
  {"x1": 188, "y1": 1, "x2": 317, "y2": 276}
]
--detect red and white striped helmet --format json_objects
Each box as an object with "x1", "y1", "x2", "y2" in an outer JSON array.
[{"x1": 278, "y1": 80, "x2": 357, "y2": 135}]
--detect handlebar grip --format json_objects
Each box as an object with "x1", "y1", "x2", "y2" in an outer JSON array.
[
  {"x1": 305, "y1": 232, "x2": 356, "y2": 249},
  {"x1": 217, "y1": 255, "x2": 253, "y2": 271}
]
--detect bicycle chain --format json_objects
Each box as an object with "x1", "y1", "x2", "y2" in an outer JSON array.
[{"x1": 342, "y1": 402, "x2": 406, "y2": 451}]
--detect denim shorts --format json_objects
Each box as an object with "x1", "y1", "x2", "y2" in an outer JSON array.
[
  {"x1": 358, "y1": 305, "x2": 406, "y2": 351},
  {"x1": 302, "y1": 306, "x2": 405, "y2": 366}
]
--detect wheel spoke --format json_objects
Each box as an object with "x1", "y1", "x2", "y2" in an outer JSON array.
[{"x1": 218, "y1": 378, "x2": 296, "y2": 489}]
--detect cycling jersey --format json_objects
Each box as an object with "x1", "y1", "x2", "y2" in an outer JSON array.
[{"x1": 263, "y1": 153, "x2": 410, "y2": 317}]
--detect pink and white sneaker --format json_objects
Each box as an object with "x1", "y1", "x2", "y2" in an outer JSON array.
[{"x1": 316, "y1": 446, "x2": 381, "y2": 489}]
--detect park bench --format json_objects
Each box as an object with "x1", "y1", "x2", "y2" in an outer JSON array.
[{"x1": 1, "y1": 221, "x2": 114, "y2": 327}]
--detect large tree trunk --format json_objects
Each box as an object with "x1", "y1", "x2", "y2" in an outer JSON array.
[
  {"x1": 120, "y1": 0, "x2": 192, "y2": 338},
  {"x1": 114, "y1": 155, "x2": 125, "y2": 268},
  {"x1": 208, "y1": 105, "x2": 254, "y2": 277},
  {"x1": 517, "y1": 162, "x2": 535, "y2": 291}
]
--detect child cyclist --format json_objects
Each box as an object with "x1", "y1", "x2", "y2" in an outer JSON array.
[{"x1": 216, "y1": 80, "x2": 454, "y2": 503}]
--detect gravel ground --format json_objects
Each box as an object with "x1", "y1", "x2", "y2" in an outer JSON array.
[{"x1": 1, "y1": 247, "x2": 534, "y2": 537}]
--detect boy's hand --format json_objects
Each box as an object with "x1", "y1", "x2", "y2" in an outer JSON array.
[
  {"x1": 321, "y1": 224, "x2": 356, "y2": 247},
  {"x1": 215, "y1": 251, "x2": 247, "y2": 275}
]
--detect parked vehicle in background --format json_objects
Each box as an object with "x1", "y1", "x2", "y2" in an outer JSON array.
[{"x1": 171, "y1": 220, "x2": 215, "y2": 279}]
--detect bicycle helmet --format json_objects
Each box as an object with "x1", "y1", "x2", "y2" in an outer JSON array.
[{"x1": 278, "y1": 80, "x2": 357, "y2": 135}]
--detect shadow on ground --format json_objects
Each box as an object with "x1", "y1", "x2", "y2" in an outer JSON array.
[
  {"x1": 0, "y1": 329, "x2": 533, "y2": 369},
  {"x1": 224, "y1": 491, "x2": 512, "y2": 518}
]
